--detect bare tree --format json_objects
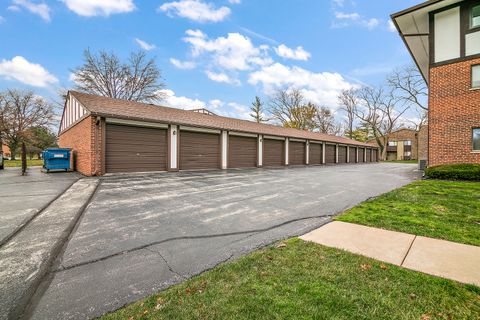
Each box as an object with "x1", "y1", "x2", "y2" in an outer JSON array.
[
  {"x1": 354, "y1": 87, "x2": 409, "y2": 158},
  {"x1": 0, "y1": 90, "x2": 55, "y2": 159},
  {"x1": 72, "y1": 49, "x2": 165, "y2": 103},
  {"x1": 387, "y1": 65, "x2": 427, "y2": 111},
  {"x1": 269, "y1": 89, "x2": 316, "y2": 130},
  {"x1": 315, "y1": 106, "x2": 342, "y2": 136},
  {"x1": 338, "y1": 89, "x2": 357, "y2": 139},
  {"x1": 250, "y1": 96, "x2": 268, "y2": 123}
]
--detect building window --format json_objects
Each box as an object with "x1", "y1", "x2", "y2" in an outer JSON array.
[
  {"x1": 473, "y1": 128, "x2": 480, "y2": 151},
  {"x1": 471, "y1": 4, "x2": 480, "y2": 29},
  {"x1": 388, "y1": 141, "x2": 397, "y2": 146},
  {"x1": 404, "y1": 140, "x2": 412, "y2": 146},
  {"x1": 404, "y1": 151, "x2": 412, "y2": 157},
  {"x1": 473, "y1": 65, "x2": 480, "y2": 88}
]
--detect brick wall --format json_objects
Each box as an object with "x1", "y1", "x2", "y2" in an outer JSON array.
[
  {"x1": 58, "y1": 116, "x2": 97, "y2": 176},
  {"x1": 429, "y1": 58, "x2": 480, "y2": 166},
  {"x1": 387, "y1": 129, "x2": 418, "y2": 160},
  {"x1": 417, "y1": 125, "x2": 428, "y2": 161}
]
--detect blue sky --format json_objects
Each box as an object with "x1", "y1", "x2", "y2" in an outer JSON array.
[{"x1": 0, "y1": 0, "x2": 422, "y2": 122}]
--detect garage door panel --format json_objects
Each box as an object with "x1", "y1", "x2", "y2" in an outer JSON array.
[
  {"x1": 359, "y1": 148, "x2": 365, "y2": 162},
  {"x1": 289, "y1": 141, "x2": 305, "y2": 166},
  {"x1": 349, "y1": 147, "x2": 357, "y2": 163},
  {"x1": 264, "y1": 139, "x2": 284, "y2": 167},
  {"x1": 106, "y1": 124, "x2": 167, "y2": 173},
  {"x1": 367, "y1": 149, "x2": 372, "y2": 162},
  {"x1": 180, "y1": 131, "x2": 220, "y2": 170},
  {"x1": 338, "y1": 146, "x2": 347, "y2": 163},
  {"x1": 229, "y1": 135, "x2": 257, "y2": 168},
  {"x1": 325, "y1": 144, "x2": 336, "y2": 164},
  {"x1": 309, "y1": 143, "x2": 322, "y2": 165}
]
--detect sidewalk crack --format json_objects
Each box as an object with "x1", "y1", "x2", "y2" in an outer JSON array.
[
  {"x1": 144, "y1": 248, "x2": 186, "y2": 280},
  {"x1": 401, "y1": 235, "x2": 417, "y2": 266}
]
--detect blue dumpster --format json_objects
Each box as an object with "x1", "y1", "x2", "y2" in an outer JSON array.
[{"x1": 43, "y1": 148, "x2": 71, "y2": 172}]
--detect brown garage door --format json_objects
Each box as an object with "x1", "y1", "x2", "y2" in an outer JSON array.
[
  {"x1": 372, "y1": 150, "x2": 377, "y2": 162},
  {"x1": 349, "y1": 147, "x2": 357, "y2": 163},
  {"x1": 325, "y1": 144, "x2": 336, "y2": 164},
  {"x1": 309, "y1": 142, "x2": 322, "y2": 165},
  {"x1": 263, "y1": 138, "x2": 284, "y2": 167},
  {"x1": 106, "y1": 124, "x2": 167, "y2": 173},
  {"x1": 338, "y1": 146, "x2": 347, "y2": 163},
  {"x1": 358, "y1": 148, "x2": 365, "y2": 162},
  {"x1": 367, "y1": 149, "x2": 372, "y2": 162},
  {"x1": 289, "y1": 141, "x2": 305, "y2": 166},
  {"x1": 229, "y1": 135, "x2": 257, "y2": 168},
  {"x1": 180, "y1": 131, "x2": 220, "y2": 170}
]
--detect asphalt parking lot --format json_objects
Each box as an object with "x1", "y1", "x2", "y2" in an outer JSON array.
[
  {"x1": 0, "y1": 167, "x2": 80, "y2": 245},
  {"x1": 27, "y1": 163, "x2": 420, "y2": 319}
]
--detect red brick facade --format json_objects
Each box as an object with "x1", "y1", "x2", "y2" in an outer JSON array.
[
  {"x1": 58, "y1": 116, "x2": 104, "y2": 176},
  {"x1": 429, "y1": 58, "x2": 480, "y2": 167}
]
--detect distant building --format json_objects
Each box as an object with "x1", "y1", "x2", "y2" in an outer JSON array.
[
  {"x1": 392, "y1": 0, "x2": 480, "y2": 167},
  {"x1": 368, "y1": 126, "x2": 428, "y2": 161},
  {"x1": 1, "y1": 144, "x2": 11, "y2": 159}
]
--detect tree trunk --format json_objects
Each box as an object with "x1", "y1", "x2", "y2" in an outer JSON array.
[{"x1": 21, "y1": 142, "x2": 27, "y2": 175}]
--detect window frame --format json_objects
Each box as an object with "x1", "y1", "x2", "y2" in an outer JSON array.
[
  {"x1": 471, "y1": 3, "x2": 480, "y2": 29},
  {"x1": 472, "y1": 64, "x2": 480, "y2": 88},
  {"x1": 473, "y1": 128, "x2": 480, "y2": 151}
]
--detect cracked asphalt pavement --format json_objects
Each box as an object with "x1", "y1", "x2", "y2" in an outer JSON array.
[{"x1": 26, "y1": 163, "x2": 420, "y2": 319}]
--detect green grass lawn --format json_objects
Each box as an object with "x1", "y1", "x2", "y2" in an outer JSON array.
[
  {"x1": 102, "y1": 239, "x2": 480, "y2": 320},
  {"x1": 337, "y1": 180, "x2": 480, "y2": 246},
  {"x1": 382, "y1": 160, "x2": 418, "y2": 164},
  {"x1": 3, "y1": 159, "x2": 43, "y2": 167}
]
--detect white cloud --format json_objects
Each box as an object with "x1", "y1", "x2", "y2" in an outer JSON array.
[
  {"x1": 134, "y1": 38, "x2": 156, "y2": 51},
  {"x1": 274, "y1": 44, "x2": 311, "y2": 61},
  {"x1": 334, "y1": 11, "x2": 360, "y2": 20},
  {"x1": 183, "y1": 29, "x2": 272, "y2": 71},
  {"x1": 158, "y1": 89, "x2": 250, "y2": 120},
  {"x1": 7, "y1": 5, "x2": 21, "y2": 12},
  {"x1": 332, "y1": 0, "x2": 344, "y2": 7},
  {"x1": 388, "y1": 20, "x2": 397, "y2": 32},
  {"x1": 205, "y1": 71, "x2": 240, "y2": 85},
  {"x1": 13, "y1": 0, "x2": 51, "y2": 22},
  {"x1": 0, "y1": 56, "x2": 58, "y2": 87},
  {"x1": 160, "y1": 89, "x2": 206, "y2": 109},
  {"x1": 248, "y1": 62, "x2": 354, "y2": 107},
  {"x1": 158, "y1": 0, "x2": 230, "y2": 23},
  {"x1": 364, "y1": 18, "x2": 380, "y2": 30},
  {"x1": 62, "y1": 0, "x2": 135, "y2": 17},
  {"x1": 228, "y1": 0, "x2": 241, "y2": 4},
  {"x1": 170, "y1": 58, "x2": 196, "y2": 70}
]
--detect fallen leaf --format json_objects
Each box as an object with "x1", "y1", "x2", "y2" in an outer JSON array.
[
  {"x1": 185, "y1": 288, "x2": 192, "y2": 295},
  {"x1": 276, "y1": 243, "x2": 287, "y2": 248},
  {"x1": 155, "y1": 303, "x2": 163, "y2": 310},
  {"x1": 380, "y1": 264, "x2": 388, "y2": 270},
  {"x1": 420, "y1": 314, "x2": 431, "y2": 320},
  {"x1": 360, "y1": 264, "x2": 372, "y2": 271},
  {"x1": 409, "y1": 293, "x2": 417, "y2": 300},
  {"x1": 266, "y1": 255, "x2": 273, "y2": 261},
  {"x1": 143, "y1": 309, "x2": 149, "y2": 315}
]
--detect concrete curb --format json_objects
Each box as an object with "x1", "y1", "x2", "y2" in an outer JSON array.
[{"x1": 0, "y1": 178, "x2": 99, "y2": 320}]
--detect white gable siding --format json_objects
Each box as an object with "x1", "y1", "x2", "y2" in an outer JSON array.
[{"x1": 60, "y1": 94, "x2": 88, "y2": 133}]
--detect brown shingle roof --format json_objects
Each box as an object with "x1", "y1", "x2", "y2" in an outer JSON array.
[{"x1": 69, "y1": 91, "x2": 375, "y2": 148}]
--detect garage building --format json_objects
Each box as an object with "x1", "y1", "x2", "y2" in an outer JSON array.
[{"x1": 58, "y1": 91, "x2": 378, "y2": 176}]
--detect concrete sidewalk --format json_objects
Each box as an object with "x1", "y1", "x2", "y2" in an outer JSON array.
[
  {"x1": 301, "y1": 221, "x2": 480, "y2": 287},
  {"x1": 0, "y1": 178, "x2": 99, "y2": 320}
]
